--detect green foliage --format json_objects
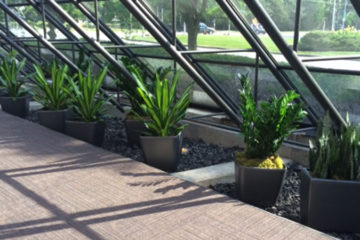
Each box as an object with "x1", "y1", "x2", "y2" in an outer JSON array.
[
  {"x1": 112, "y1": 57, "x2": 171, "y2": 117},
  {"x1": 133, "y1": 70, "x2": 193, "y2": 137},
  {"x1": 64, "y1": 66, "x2": 108, "y2": 122},
  {"x1": 310, "y1": 114, "x2": 360, "y2": 181},
  {"x1": 69, "y1": 50, "x2": 92, "y2": 78},
  {"x1": 238, "y1": 74, "x2": 307, "y2": 159},
  {"x1": 32, "y1": 61, "x2": 69, "y2": 110},
  {"x1": 299, "y1": 31, "x2": 360, "y2": 52},
  {"x1": 0, "y1": 51, "x2": 27, "y2": 98}
]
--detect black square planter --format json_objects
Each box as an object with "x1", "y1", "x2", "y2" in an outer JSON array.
[
  {"x1": 140, "y1": 134, "x2": 182, "y2": 172},
  {"x1": 65, "y1": 120, "x2": 105, "y2": 146},
  {"x1": 300, "y1": 168, "x2": 360, "y2": 233},
  {"x1": 235, "y1": 161, "x2": 285, "y2": 208},
  {"x1": 125, "y1": 119, "x2": 147, "y2": 147},
  {"x1": 0, "y1": 96, "x2": 29, "y2": 118},
  {"x1": 38, "y1": 109, "x2": 68, "y2": 133}
]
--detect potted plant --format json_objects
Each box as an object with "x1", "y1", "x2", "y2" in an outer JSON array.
[
  {"x1": 112, "y1": 57, "x2": 171, "y2": 146},
  {"x1": 63, "y1": 65, "x2": 108, "y2": 146},
  {"x1": 236, "y1": 74, "x2": 307, "y2": 207},
  {"x1": 133, "y1": 69, "x2": 192, "y2": 172},
  {"x1": 0, "y1": 51, "x2": 29, "y2": 118},
  {"x1": 300, "y1": 114, "x2": 360, "y2": 233},
  {"x1": 32, "y1": 61, "x2": 69, "y2": 132}
]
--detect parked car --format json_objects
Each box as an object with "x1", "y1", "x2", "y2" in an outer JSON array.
[
  {"x1": 251, "y1": 23, "x2": 266, "y2": 35},
  {"x1": 199, "y1": 22, "x2": 215, "y2": 34}
]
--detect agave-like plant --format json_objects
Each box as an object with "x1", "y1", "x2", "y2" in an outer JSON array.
[
  {"x1": 309, "y1": 114, "x2": 360, "y2": 181},
  {"x1": 132, "y1": 69, "x2": 192, "y2": 136},
  {"x1": 0, "y1": 50, "x2": 27, "y2": 99},
  {"x1": 64, "y1": 66, "x2": 108, "y2": 122},
  {"x1": 238, "y1": 74, "x2": 307, "y2": 160},
  {"x1": 111, "y1": 57, "x2": 172, "y2": 117},
  {"x1": 32, "y1": 61, "x2": 69, "y2": 110}
]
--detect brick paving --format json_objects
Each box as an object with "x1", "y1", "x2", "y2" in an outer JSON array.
[{"x1": 0, "y1": 111, "x2": 334, "y2": 240}]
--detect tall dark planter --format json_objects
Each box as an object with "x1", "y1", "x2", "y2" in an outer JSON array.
[
  {"x1": 125, "y1": 118, "x2": 147, "y2": 146},
  {"x1": 235, "y1": 161, "x2": 285, "y2": 208},
  {"x1": 300, "y1": 168, "x2": 360, "y2": 233},
  {"x1": 0, "y1": 96, "x2": 29, "y2": 118},
  {"x1": 38, "y1": 109, "x2": 68, "y2": 133},
  {"x1": 65, "y1": 120, "x2": 105, "y2": 146},
  {"x1": 140, "y1": 134, "x2": 182, "y2": 172}
]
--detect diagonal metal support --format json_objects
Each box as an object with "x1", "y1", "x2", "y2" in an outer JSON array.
[
  {"x1": 70, "y1": 0, "x2": 155, "y2": 78},
  {"x1": 120, "y1": 0, "x2": 242, "y2": 125},
  {"x1": 242, "y1": 0, "x2": 346, "y2": 128},
  {"x1": 46, "y1": 0, "x2": 135, "y2": 85},
  {"x1": 350, "y1": 0, "x2": 360, "y2": 17},
  {"x1": 215, "y1": 0, "x2": 318, "y2": 125},
  {"x1": 0, "y1": 1, "x2": 124, "y2": 112}
]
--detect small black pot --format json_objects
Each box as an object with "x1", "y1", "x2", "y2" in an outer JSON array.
[
  {"x1": 65, "y1": 120, "x2": 105, "y2": 146},
  {"x1": 140, "y1": 134, "x2": 182, "y2": 172},
  {"x1": 125, "y1": 118, "x2": 147, "y2": 146},
  {"x1": 38, "y1": 109, "x2": 68, "y2": 133},
  {"x1": 235, "y1": 161, "x2": 285, "y2": 208},
  {"x1": 300, "y1": 168, "x2": 360, "y2": 233},
  {"x1": 0, "y1": 96, "x2": 29, "y2": 118}
]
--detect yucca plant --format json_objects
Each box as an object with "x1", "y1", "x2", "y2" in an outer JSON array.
[
  {"x1": 133, "y1": 69, "x2": 192, "y2": 136},
  {"x1": 309, "y1": 114, "x2": 360, "y2": 181},
  {"x1": 238, "y1": 74, "x2": 307, "y2": 161},
  {"x1": 64, "y1": 66, "x2": 108, "y2": 122},
  {"x1": 0, "y1": 51, "x2": 27, "y2": 99},
  {"x1": 32, "y1": 61, "x2": 69, "y2": 110},
  {"x1": 111, "y1": 57, "x2": 172, "y2": 117}
]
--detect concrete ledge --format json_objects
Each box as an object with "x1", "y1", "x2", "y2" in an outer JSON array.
[
  {"x1": 172, "y1": 158, "x2": 293, "y2": 187},
  {"x1": 172, "y1": 162, "x2": 234, "y2": 187}
]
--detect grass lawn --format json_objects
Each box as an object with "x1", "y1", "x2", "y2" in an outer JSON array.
[{"x1": 133, "y1": 34, "x2": 359, "y2": 56}]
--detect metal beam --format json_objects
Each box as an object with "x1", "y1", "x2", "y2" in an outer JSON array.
[
  {"x1": 243, "y1": 0, "x2": 346, "y2": 127},
  {"x1": 120, "y1": 0, "x2": 242, "y2": 125},
  {"x1": 215, "y1": 0, "x2": 318, "y2": 124},
  {"x1": 293, "y1": 0, "x2": 302, "y2": 51},
  {"x1": 0, "y1": 1, "x2": 124, "y2": 112}
]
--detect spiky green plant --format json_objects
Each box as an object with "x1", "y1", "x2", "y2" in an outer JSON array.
[
  {"x1": 68, "y1": 49, "x2": 92, "y2": 78},
  {"x1": 64, "y1": 66, "x2": 108, "y2": 122},
  {"x1": 0, "y1": 51, "x2": 27, "y2": 99},
  {"x1": 309, "y1": 114, "x2": 360, "y2": 181},
  {"x1": 32, "y1": 61, "x2": 69, "y2": 110},
  {"x1": 111, "y1": 57, "x2": 171, "y2": 117},
  {"x1": 133, "y1": 69, "x2": 192, "y2": 136},
  {"x1": 238, "y1": 74, "x2": 307, "y2": 159}
]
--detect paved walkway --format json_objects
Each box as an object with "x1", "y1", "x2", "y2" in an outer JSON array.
[{"x1": 0, "y1": 111, "x2": 333, "y2": 240}]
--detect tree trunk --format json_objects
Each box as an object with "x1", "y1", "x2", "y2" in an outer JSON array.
[{"x1": 187, "y1": 20, "x2": 199, "y2": 50}]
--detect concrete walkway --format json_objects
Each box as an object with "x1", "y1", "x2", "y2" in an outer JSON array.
[{"x1": 0, "y1": 111, "x2": 333, "y2": 240}]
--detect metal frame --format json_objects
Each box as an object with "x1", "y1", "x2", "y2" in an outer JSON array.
[
  {"x1": 215, "y1": 0, "x2": 319, "y2": 124},
  {"x1": 242, "y1": 0, "x2": 347, "y2": 128},
  {"x1": 120, "y1": 0, "x2": 243, "y2": 125},
  {"x1": 0, "y1": 1, "x2": 124, "y2": 112}
]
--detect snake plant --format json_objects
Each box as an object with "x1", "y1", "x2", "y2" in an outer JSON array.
[
  {"x1": 0, "y1": 50, "x2": 27, "y2": 99},
  {"x1": 32, "y1": 61, "x2": 69, "y2": 110},
  {"x1": 238, "y1": 73, "x2": 307, "y2": 159},
  {"x1": 64, "y1": 66, "x2": 108, "y2": 122},
  {"x1": 309, "y1": 114, "x2": 360, "y2": 181},
  {"x1": 132, "y1": 69, "x2": 193, "y2": 136}
]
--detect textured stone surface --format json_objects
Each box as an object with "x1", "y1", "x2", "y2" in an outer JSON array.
[{"x1": 0, "y1": 111, "x2": 334, "y2": 240}]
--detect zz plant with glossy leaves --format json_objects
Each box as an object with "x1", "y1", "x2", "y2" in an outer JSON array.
[
  {"x1": 309, "y1": 114, "x2": 360, "y2": 181},
  {"x1": 64, "y1": 66, "x2": 108, "y2": 122},
  {"x1": 32, "y1": 61, "x2": 69, "y2": 110},
  {"x1": 133, "y1": 69, "x2": 192, "y2": 137},
  {"x1": 0, "y1": 50, "x2": 27, "y2": 99},
  {"x1": 238, "y1": 74, "x2": 307, "y2": 160}
]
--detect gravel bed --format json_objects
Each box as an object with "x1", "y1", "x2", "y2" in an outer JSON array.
[
  {"x1": 210, "y1": 164, "x2": 360, "y2": 240},
  {"x1": 102, "y1": 117, "x2": 240, "y2": 171}
]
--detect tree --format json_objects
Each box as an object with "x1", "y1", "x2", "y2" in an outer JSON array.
[{"x1": 178, "y1": 0, "x2": 209, "y2": 50}]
